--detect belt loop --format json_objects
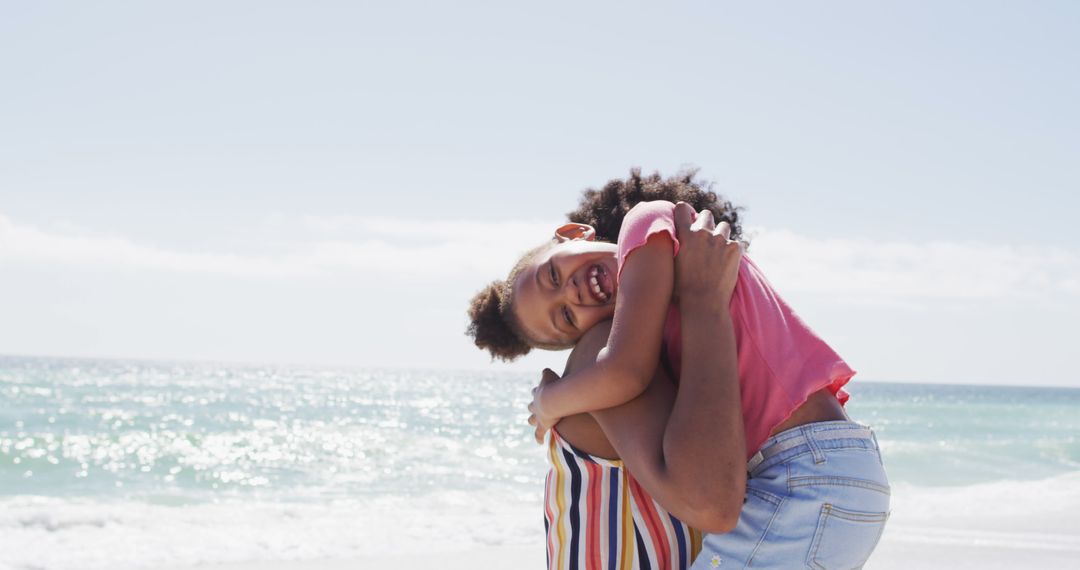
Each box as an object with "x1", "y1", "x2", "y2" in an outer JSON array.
[
  {"x1": 747, "y1": 450, "x2": 764, "y2": 474},
  {"x1": 804, "y1": 425, "x2": 825, "y2": 464}
]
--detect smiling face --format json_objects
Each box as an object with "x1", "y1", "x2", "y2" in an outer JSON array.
[{"x1": 510, "y1": 237, "x2": 620, "y2": 347}]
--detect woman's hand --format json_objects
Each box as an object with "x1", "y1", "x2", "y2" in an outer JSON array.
[
  {"x1": 527, "y1": 368, "x2": 562, "y2": 444},
  {"x1": 672, "y1": 202, "x2": 744, "y2": 310}
]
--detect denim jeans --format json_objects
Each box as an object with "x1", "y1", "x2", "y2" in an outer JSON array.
[{"x1": 692, "y1": 421, "x2": 890, "y2": 569}]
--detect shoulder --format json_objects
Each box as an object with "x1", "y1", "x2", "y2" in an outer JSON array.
[
  {"x1": 617, "y1": 201, "x2": 679, "y2": 279},
  {"x1": 619, "y1": 201, "x2": 677, "y2": 241},
  {"x1": 624, "y1": 200, "x2": 676, "y2": 225},
  {"x1": 564, "y1": 320, "x2": 613, "y2": 374}
]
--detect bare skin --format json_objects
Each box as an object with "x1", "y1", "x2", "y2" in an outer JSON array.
[
  {"x1": 556, "y1": 385, "x2": 848, "y2": 462},
  {"x1": 533, "y1": 203, "x2": 849, "y2": 531},
  {"x1": 553, "y1": 325, "x2": 847, "y2": 531}
]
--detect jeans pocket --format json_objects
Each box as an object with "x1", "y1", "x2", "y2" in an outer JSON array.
[{"x1": 805, "y1": 503, "x2": 889, "y2": 570}]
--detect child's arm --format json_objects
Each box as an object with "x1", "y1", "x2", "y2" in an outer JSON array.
[
  {"x1": 532, "y1": 232, "x2": 675, "y2": 421},
  {"x1": 592, "y1": 207, "x2": 746, "y2": 532}
]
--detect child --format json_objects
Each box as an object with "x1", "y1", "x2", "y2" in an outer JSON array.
[
  {"x1": 526, "y1": 199, "x2": 853, "y2": 459},
  {"x1": 468, "y1": 172, "x2": 889, "y2": 569}
]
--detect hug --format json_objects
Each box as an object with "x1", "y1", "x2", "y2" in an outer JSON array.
[{"x1": 468, "y1": 169, "x2": 889, "y2": 570}]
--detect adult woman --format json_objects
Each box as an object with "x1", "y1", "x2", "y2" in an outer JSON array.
[{"x1": 467, "y1": 170, "x2": 889, "y2": 569}]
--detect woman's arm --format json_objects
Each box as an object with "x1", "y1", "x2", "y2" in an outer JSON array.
[
  {"x1": 533, "y1": 234, "x2": 675, "y2": 420},
  {"x1": 590, "y1": 205, "x2": 747, "y2": 533}
]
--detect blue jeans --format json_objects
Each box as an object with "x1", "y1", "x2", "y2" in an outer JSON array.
[{"x1": 692, "y1": 421, "x2": 890, "y2": 569}]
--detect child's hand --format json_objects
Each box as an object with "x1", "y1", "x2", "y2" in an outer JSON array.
[
  {"x1": 527, "y1": 368, "x2": 563, "y2": 444},
  {"x1": 673, "y1": 202, "x2": 744, "y2": 309}
]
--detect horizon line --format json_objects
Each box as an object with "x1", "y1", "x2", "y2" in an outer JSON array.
[{"x1": 1, "y1": 351, "x2": 1076, "y2": 391}]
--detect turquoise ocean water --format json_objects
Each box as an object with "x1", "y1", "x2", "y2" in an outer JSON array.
[{"x1": 1, "y1": 355, "x2": 1078, "y2": 568}]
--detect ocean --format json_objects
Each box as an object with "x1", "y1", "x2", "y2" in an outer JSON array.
[{"x1": 2, "y1": 355, "x2": 1078, "y2": 569}]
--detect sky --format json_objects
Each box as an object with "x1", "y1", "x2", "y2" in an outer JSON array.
[{"x1": 1, "y1": 1, "x2": 1078, "y2": 387}]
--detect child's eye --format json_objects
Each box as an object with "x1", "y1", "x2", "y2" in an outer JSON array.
[
  {"x1": 562, "y1": 306, "x2": 575, "y2": 328},
  {"x1": 549, "y1": 262, "x2": 559, "y2": 287}
]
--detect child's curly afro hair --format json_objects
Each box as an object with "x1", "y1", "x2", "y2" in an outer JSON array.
[{"x1": 466, "y1": 167, "x2": 743, "y2": 361}]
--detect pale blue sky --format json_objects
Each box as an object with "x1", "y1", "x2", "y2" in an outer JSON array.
[{"x1": 2, "y1": 2, "x2": 1078, "y2": 386}]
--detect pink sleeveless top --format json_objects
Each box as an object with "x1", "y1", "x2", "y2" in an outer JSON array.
[{"x1": 616, "y1": 201, "x2": 853, "y2": 457}]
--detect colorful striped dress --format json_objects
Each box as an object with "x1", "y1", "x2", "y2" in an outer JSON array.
[{"x1": 544, "y1": 429, "x2": 702, "y2": 570}]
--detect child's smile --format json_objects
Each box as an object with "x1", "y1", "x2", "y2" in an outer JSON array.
[
  {"x1": 586, "y1": 264, "x2": 614, "y2": 303},
  {"x1": 512, "y1": 239, "x2": 619, "y2": 347}
]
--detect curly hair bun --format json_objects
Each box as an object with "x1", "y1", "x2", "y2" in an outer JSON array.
[
  {"x1": 466, "y1": 281, "x2": 532, "y2": 362},
  {"x1": 567, "y1": 167, "x2": 743, "y2": 243}
]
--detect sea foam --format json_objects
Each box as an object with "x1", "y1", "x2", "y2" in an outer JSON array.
[
  {"x1": 3, "y1": 357, "x2": 1079, "y2": 569},
  {"x1": 0, "y1": 492, "x2": 541, "y2": 570}
]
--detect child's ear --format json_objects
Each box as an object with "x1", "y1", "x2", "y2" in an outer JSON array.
[{"x1": 554, "y1": 223, "x2": 596, "y2": 243}]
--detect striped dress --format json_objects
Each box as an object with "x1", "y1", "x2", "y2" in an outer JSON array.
[{"x1": 544, "y1": 429, "x2": 702, "y2": 570}]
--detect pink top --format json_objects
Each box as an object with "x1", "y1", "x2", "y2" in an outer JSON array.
[{"x1": 616, "y1": 200, "x2": 853, "y2": 457}]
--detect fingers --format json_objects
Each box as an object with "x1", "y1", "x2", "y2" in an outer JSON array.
[
  {"x1": 673, "y1": 201, "x2": 695, "y2": 234},
  {"x1": 690, "y1": 209, "x2": 715, "y2": 232},
  {"x1": 714, "y1": 221, "x2": 731, "y2": 240},
  {"x1": 541, "y1": 368, "x2": 560, "y2": 384},
  {"x1": 528, "y1": 407, "x2": 543, "y2": 444},
  {"x1": 528, "y1": 398, "x2": 546, "y2": 441}
]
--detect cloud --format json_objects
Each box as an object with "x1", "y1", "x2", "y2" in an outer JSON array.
[
  {"x1": 2, "y1": 212, "x2": 1078, "y2": 301},
  {"x1": 0, "y1": 213, "x2": 556, "y2": 280},
  {"x1": 747, "y1": 228, "x2": 1080, "y2": 301},
  {"x1": 1, "y1": 214, "x2": 302, "y2": 277}
]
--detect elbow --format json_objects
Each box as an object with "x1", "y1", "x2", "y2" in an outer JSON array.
[
  {"x1": 628, "y1": 367, "x2": 653, "y2": 395},
  {"x1": 619, "y1": 354, "x2": 657, "y2": 394},
  {"x1": 675, "y1": 471, "x2": 746, "y2": 534},
  {"x1": 684, "y1": 492, "x2": 744, "y2": 534},
  {"x1": 603, "y1": 355, "x2": 653, "y2": 397},
  {"x1": 692, "y1": 505, "x2": 741, "y2": 534}
]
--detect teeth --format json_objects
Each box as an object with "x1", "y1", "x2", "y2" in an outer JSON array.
[{"x1": 587, "y1": 265, "x2": 608, "y2": 302}]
